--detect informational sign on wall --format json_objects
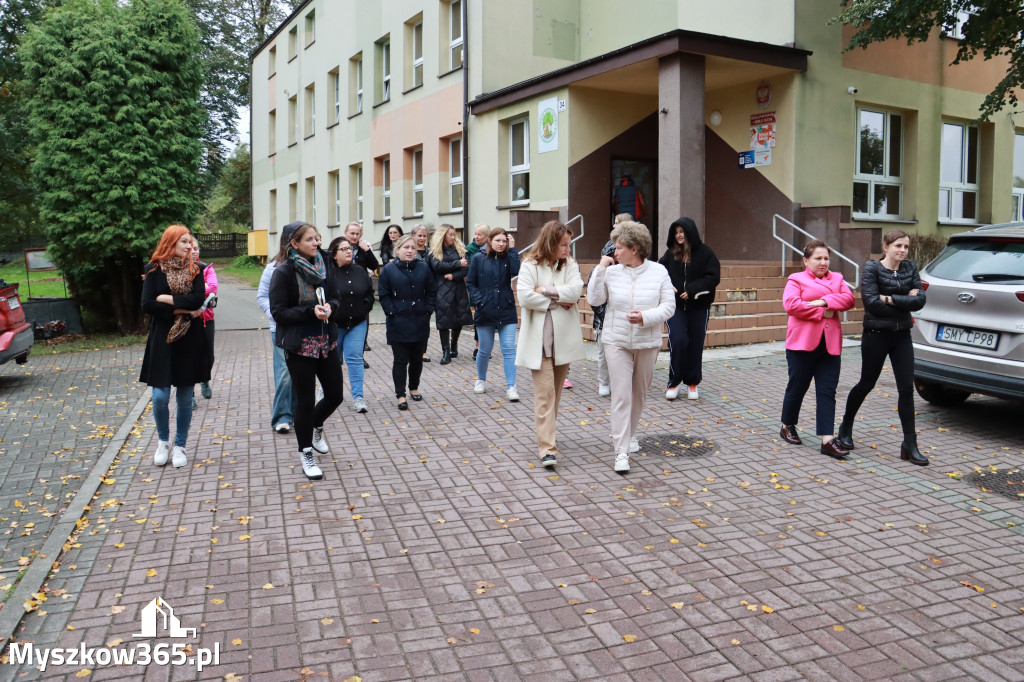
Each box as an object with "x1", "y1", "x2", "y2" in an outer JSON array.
[
  {"x1": 739, "y1": 111, "x2": 776, "y2": 168},
  {"x1": 538, "y1": 96, "x2": 558, "y2": 153},
  {"x1": 738, "y1": 149, "x2": 772, "y2": 169}
]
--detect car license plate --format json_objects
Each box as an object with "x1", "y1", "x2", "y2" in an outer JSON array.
[
  {"x1": 936, "y1": 324, "x2": 999, "y2": 350},
  {"x1": 7, "y1": 298, "x2": 19, "y2": 309}
]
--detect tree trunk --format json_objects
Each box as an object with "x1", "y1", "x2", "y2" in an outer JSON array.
[{"x1": 107, "y1": 258, "x2": 145, "y2": 334}]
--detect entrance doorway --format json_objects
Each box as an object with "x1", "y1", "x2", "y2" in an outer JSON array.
[{"x1": 611, "y1": 158, "x2": 658, "y2": 248}]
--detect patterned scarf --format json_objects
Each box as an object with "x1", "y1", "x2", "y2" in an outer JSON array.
[
  {"x1": 160, "y1": 256, "x2": 195, "y2": 344},
  {"x1": 288, "y1": 247, "x2": 327, "y2": 304}
]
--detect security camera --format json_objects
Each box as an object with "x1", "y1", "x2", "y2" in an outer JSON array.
[{"x1": 847, "y1": 86, "x2": 858, "y2": 95}]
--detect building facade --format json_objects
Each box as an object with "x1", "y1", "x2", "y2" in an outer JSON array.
[{"x1": 251, "y1": 0, "x2": 1017, "y2": 266}]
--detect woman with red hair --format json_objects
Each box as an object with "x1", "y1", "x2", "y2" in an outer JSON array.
[{"x1": 139, "y1": 225, "x2": 212, "y2": 469}]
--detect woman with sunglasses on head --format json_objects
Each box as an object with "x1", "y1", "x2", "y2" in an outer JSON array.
[
  {"x1": 269, "y1": 223, "x2": 344, "y2": 480},
  {"x1": 140, "y1": 225, "x2": 211, "y2": 469}
]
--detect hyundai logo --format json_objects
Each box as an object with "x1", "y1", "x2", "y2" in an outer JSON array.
[{"x1": 956, "y1": 292, "x2": 976, "y2": 304}]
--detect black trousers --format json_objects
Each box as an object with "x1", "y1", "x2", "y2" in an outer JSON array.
[
  {"x1": 285, "y1": 351, "x2": 344, "y2": 451},
  {"x1": 666, "y1": 306, "x2": 710, "y2": 387},
  {"x1": 781, "y1": 336, "x2": 841, "y2": 436},
  {"x1": 842, "y1": 329, "x2": 916, "y2": 441},
  {"x1": 392, "y1": 340, "x2": 427, "y2": 397}
]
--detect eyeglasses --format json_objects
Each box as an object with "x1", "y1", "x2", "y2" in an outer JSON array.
[{"x1": 337, "y1": 247, "x2": 353, "y2": 252}]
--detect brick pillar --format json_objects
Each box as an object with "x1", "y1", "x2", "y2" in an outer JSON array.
[{"x1": 658, "y1": 52, "x2": 705, "y2": 257}]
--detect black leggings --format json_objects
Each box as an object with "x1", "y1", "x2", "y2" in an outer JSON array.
[
  {"x1": 285, "y1": 351, "x2": 344, "y2": 451},
  {"x1": 392, "y1": 341, "x2": 427, "y2": 397},
  {"x1": 842, "y1": 329, "x2": 916, "y2": 441}
]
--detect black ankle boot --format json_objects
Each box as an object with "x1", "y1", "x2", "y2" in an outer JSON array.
[
  {"x1": 900, "y1": 441, "x2": 929, "y2": 466},
  {"x1": 450, "y1": 327, "x2": 461, "y2": 358},
  {"x1": 836, "y1": 417, "x2": 855, "y2": 450},
  {"x1": 439, "y1": 330, "x2": 451, "y2": 365}
]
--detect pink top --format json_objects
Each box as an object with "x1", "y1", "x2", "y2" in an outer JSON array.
[
  {"x1": 200, "y1": 263, "x2": 218, "y2": 323},
  {"x1": 783, "y1": 268, "x2": 854, "y2": 355}
]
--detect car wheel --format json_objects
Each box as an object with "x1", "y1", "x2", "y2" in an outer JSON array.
[{"x1": 914, "y1": 380, "x2": 970, "y2": 407}]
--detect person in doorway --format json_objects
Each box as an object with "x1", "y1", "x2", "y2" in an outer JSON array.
[
  {"x1": 779, "y1": 240, "x2": 855, "y2": 460},
  {"x1": 257, "y1": 222, "x2": 301, "y2": 434},
  {"x1": 515, "y1": 221, "x2": 586, "y2": 468},
  {"x1": 659, "y1": 217, "x2": 720, "y2": 401},
  {"x1": 427, "y1": 224, "x2": 473, "y2": 364},
  {"x1": 328, "y1": 236, "x2": 375, "y2": 414},
  {"x1": 467, "y1": 227, "x2": 520, "y2": 400},
  {"x1": 589, "y1": 212, "x2": 631, "y2": 396},
  {"x1": 139, "y1": 225, "x2": 210, "y2": 469},
  {"x1": 612, "y1": 175, "x2": 646, "y2": 223},
  {"x1": 836, "y1": 230, "x2": 928, "y2": 465},
  {"x1": 587, "y1": 221, "x2": 675, "y2": 473}
]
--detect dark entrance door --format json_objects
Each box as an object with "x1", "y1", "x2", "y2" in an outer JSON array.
[{"x1": 611, "y1": 158, "x2": 658, "y2": 248}]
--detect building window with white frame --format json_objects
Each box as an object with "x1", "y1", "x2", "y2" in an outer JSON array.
[
  {"x1": 328, "y1": 170, "x2": 340, "y2": 225},
  {"x1": 304, "y1": 10, "x2": 315, "y2": 47},
  {"x1": 303, "y1": 83, "x2": 315, "y2": 138},
  {"x1": 268, "y1": 46, "x2": 277, "y2": 76},
  {"x1": 853, "y1": 108, "x2": 902, "y2": 219},
  {"x1": 287, "y1": 95, "x2": 297, "y2": 145},
  {"x1": 305, "y1": 177, "x2": 316, "y2": 225},
  {"x1": 449, "y1": 0, "x2": 463, "y2": 70},
  {"x1": 352, "y1": 164, "x2": 364, "y2": 223},
  {"x1": 945, "y1": 8, "x2": 973, "y2": 39},
  {"x1": 268, "y1": 110, "x2": 276, "y2": 155},
  {"x1": 329, "y1": 68, "x2": 340, "y2": 124},
  {"x1": 350, "y1": 54, "x2": 363, "y2": 116},
  {"x1": 939, "y1": 121, "x2": 980, "y2": 223},
  {"x1": 412, "y1": 147, "x2": 424, "y2": 216},
  {"x1": 381, "y1": 157, "x2": 391, "y2": 219},
  {"x1": 510, "y1": 118, "x2": 530, "y2": 204},
  {"x1": 412, "y1": 20, "x2": 424, "y2": 88},
  {"x1": 1013, "y1": 132, "x2": 1024, "y2": 222},
  {"x1": 450, "y1": 136, "x2": 463, "y2": 211},
  {"x1": 377, "y1": 38, "x2": 391, "y2": 103},
  {"x1": 287, "y1": 26, "x2": 297, "y2": 60}
]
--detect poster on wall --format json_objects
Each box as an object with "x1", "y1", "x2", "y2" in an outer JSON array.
[
  {"x1": 738, "y1": 149, "x2": 772, "y2": 169},
  {"x1": 538, "y1": 96, "x2": 558, "y2": 153},
  {"x1": 750, "y1": 111, "x2": 776, "y2": 151}
]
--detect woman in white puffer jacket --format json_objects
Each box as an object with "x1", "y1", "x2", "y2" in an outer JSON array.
[{"x1": 587, "y1": 221, "x2": 675, "y2": 473}]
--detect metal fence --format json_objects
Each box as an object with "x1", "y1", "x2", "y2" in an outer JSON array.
[{"x1": 196, "y1": 233, "x2": 247, "y2": 258}]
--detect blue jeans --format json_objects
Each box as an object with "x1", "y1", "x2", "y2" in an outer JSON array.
[
  {"x1": 152, "y1": 385, "x2": 194, "y2": 447},
  {"x1": 335, "y1": 321, "x2": 367, "y2": 399},
  {"x1": 271, "y1": 331, "x2": 295, "y2": 427},
  {"x1": 476, "y1": 323, "x2": 518, "y2": 388}
]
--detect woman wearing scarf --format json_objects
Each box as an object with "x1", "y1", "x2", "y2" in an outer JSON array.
[
  {"x1": 269, "y1": 223, "x2": 344, "y2": 480},
  {"x1": 140, "y1": 225, "x2": 211, "y2": 469}
]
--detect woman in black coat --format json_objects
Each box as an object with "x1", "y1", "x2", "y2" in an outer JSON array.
[
  {"x1": 467, "y1": 227, "x2": 520, "y2": 400},
  {"x1": 378, "y1": 233, "x2": 438, "y2": 410},
  {"x1": 427, "y1": 224, "x2": 473, "y2": 364},
  {"x1": 328, "y1": 236, "x2": 375, "y2": 414},
  {"x1": 836, "y1": 230, "x2": 928, "y2": 465},
  {"x1": 269, "y1": 223, "x2": 344, "y2": 480},
  {"x1": 140, "y1": 224, "x2": 211, "y2": 469},
  {"x1": 659, "y1": 217, "x2": 721, "y2": 401},
  {"x1": 379, "y1": 224, "x2": 403, "y2": 267}
]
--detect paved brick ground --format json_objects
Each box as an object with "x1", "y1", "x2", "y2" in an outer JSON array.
[{"x1": 2, "y1": 327, "x2": 1023, "y2": 681}]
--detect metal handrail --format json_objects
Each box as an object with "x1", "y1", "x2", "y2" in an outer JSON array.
[
  {"x1": 772, "y1": 214, "x2": 859, "y2": 290},
  {"x1": 517, "y1": 214, "x2": 586, "y2": 259}
]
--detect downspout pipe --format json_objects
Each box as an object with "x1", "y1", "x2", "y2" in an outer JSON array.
[{"x1": 461, "y1": 0, "x2": 470, "y2": 239}]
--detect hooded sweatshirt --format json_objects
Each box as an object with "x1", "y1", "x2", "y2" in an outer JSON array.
[{"x1": 657, "y1": 217, "x2": 721, "y2": 309}]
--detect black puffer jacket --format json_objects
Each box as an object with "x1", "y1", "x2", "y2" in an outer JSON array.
[
  {"x1": 378, "y1": 258, "x2": 438, "y2": 344},
  {"x1": 860, "y1": 259, "x2": 926, "y2": 331},
  {"x1": 427, "y1": 245, "x2": 474, "y2": 329},
  {"x1": 658, "y1": 217, "x2": 721, "y2": 309},
  {"x1": 467, "y1": 249, "x2": 520, "y2": 327}
]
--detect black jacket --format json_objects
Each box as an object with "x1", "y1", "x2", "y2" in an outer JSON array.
[
  {"x1": 378, "y1": 258, "x2": 437, "y2": 344},
  {"x1": 332, "y1": 262, "x2": 375, "y2": 329},
  {"x1": 860, "y1": 259, "x2": 926, "y2": 331},
  {"x1": 427, "y1": 246, "x2": 474, "y2": 329},
  {"x1": 659, "y1": 217, "x2": 720, "y2": 309},
  {"x1": 269, "y1": 257, "x2": 342, "y2": 352},
  {"x1": 139, "y1": 262, "x2": 211, "y2": 387},
  {"x1": 353, "y1": 244, "x2": 380, "y2": 273},
  {"x1": 589, "y1": 239, "x2": 617, "y2": 331},
  {"x1": 467, "y1": 249, "x2": 521, "y2": 327}
]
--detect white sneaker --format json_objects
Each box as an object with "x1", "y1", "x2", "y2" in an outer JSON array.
[
  {"x1": 506, "y1": 386, "x2": 519, "y2": 402},
  {"x1": 474, "y1": 380, "x2": 486, "y2": 394},
  {"x1": 352, "y1": 397, "x2": 368, "y2": 413},
  {"x1": 154, "y1": 440, "x2": 170, "y2": 466},
  {"x1": 300, "y1": 448, "x2": 323, "y2": 480},
  {"x1": 687, "y1": 385, "x2": 699, "y2": 400},
  {"x1": 274, "y1": 422, "x2": 291, "y2": 434},
  {"x1": 629, "y1": 437, "x2": 640, "y2": 453},
  {"x1": 311, "y1": 427, "x2": 329, "y2": 454},
  {"x1": 666, "y1": 385, "x2": 681, "y2": 400},
  {"x1": 614, "y1": 453, "x2": 630, "y2": 473},
  {"x1": 171, "y1": 446, "x2": 188, "y2": 468},
  {"x1": 598, "y1": 384, "x2": 611, "y2": 397}
]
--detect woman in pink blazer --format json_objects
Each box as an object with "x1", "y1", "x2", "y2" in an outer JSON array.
[{"x1": 779, "y1": 240, "x2": 855, "y2": 459}]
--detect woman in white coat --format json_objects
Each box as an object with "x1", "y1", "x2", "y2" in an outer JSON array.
[
  {"x1": 587, "y1": 221, "x2": 676, "y2": 473},
  {"x1": 515, "y1": 220, "x2": 586, "y2": 468}
]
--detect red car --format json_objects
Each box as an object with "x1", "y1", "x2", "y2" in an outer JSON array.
[{"x1": 0, "y1": 280, "x2": 33, "y2": 366}]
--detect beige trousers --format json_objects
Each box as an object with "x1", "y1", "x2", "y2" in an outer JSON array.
[
  {"x1": 605, "y1": 344, "x2": 660, "y2": 455},
  {"x1": 530, "y1": 357, "x2": 571, "y2": 457}
]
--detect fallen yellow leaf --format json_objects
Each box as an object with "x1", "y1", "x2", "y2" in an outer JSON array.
[
  {"x1": 833, "y1": 625, "x2": 845, "y2": 632},
  {"x1": 622, "y1": 634, "x2": 637, "y2": 643},
  {"x1": 146, "y1": 569, "x2": 157, "y2": 578},
  {"x1": 469, "y1": 628, "x2": 480, "y2": 635}
]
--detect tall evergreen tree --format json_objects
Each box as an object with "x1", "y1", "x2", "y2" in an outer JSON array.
[{"x1": 21, "y1": 0, "x2": 205, "y2": 332}]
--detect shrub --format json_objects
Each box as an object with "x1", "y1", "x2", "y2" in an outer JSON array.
[{"x1": 907, "y1": 233, "x2": 948, "y2": 268}]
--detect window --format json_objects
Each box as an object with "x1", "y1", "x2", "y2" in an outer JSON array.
[
  {"x1": 352, "y1": 164, "x2": 364, "y2": 222},
  {"x1": 304, "y1": 10, "x2": 315, "y2": 47},
  {"x1": 287, "y1": 95, "x2": 297, "y2": 145},
  {"x1": 350, "y1": 54, "x2": 363, "y2": 115},
  {"x1": 510, "y1": 118, "x2": 530, "y2": 204},
  {"x1": 303, "y1": 83, "x2": 315, "y2": 138},
  {"x1": 377, "y1": 37, "x2": 391, "y2": 103},
  {"x1": 853, "y1": 108, "x2": 903, "y2": 219},
  {"x1": 1013, "y1": 133, "x2": 1024, "y2": 222},
  {"x1": 945, "y1": 9, "x2": 973, "y2": 39},
  {"x1": 288, "y1": 26, "x2": 297, "y2": 61},
  {"x1": 408, "y1": 19, "x2": 423, "y2": 89},
  {"x1": 305, "y1": 176, "x2": 316, "y2": 224},
  {"x1": 939, "y1": 121, "x2": 979, "y2": 222},
  {"x1": 289, "y1": 182, "x2": 298, "y2": 220},
  {"x1": 269, "y1": 189, "x2": 277, "y2": 228},
  {"x1": 328, "y1": 68, "x2": 340, "y2": 124},
  {"x1": 449, "y1": 0, "x2": 464, "y2": 70},
  {"x1": 412, "y1": 147, "x2": 424, "y2": 216},
  {"x1": 380, "y1": 155, "x2": 387, "y2": 218},
  {"x1": 328, "y1": 170, "x2": 340, "y2": 225},
  {"x1": 268, "y1": 110, "x2": 276, "y2": 155},
  {"x1": 268, "y1": 46, "x2": 277, "y2": 77},
  {"x1": 449, "y1": 137, "x2": 463, "y2": 211}
]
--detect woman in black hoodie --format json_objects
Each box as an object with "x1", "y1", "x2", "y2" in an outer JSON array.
[{"x1": 658, "y1": 217, "x2": 721, "y2": 401}]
